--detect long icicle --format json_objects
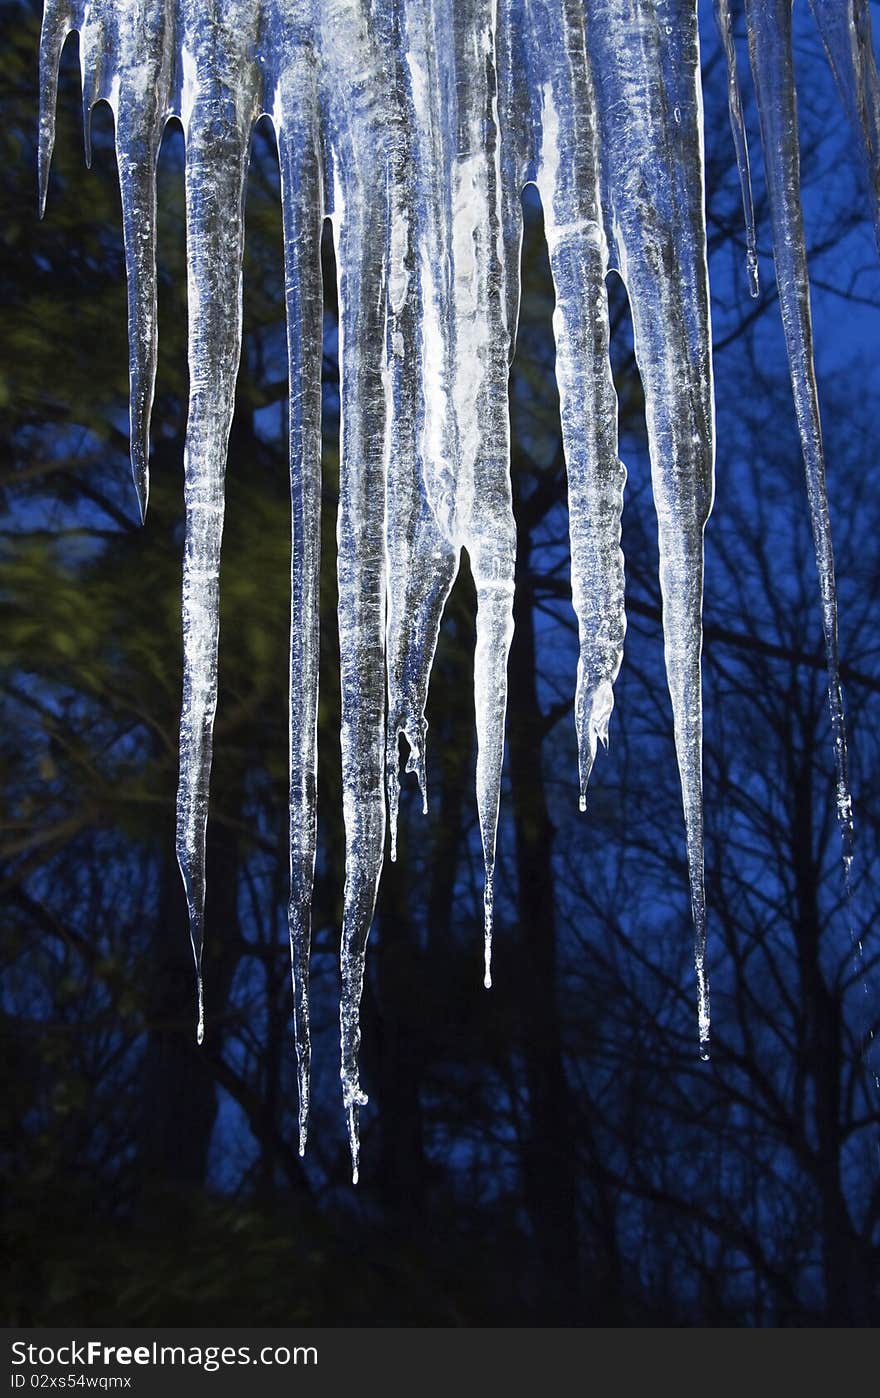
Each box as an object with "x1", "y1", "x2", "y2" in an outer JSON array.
[
  {"x1": 715, "y1": 0, "x2": 761, "y2": 296},
  {"x1": 39, "y1": 3, "x2": 171, "y2": 522},
  {"x1": 384, "y1": 0, "x2": 459, "y2": 859},
  {"x1": 450, "y1": 2, "x2": 517, "y2": 990},
  {"x1": 275, "y1": 32, "x2": 324, "y2": 1157},
  {"x1": 588, "y1": 0, "x2": 715, "y2": 1055},
  {"x1": 113, "y1": 2, "x2": 173, "y2": 522},
  {"x1": 175, "y1": 5, "x2": 257, "y2": 1045},
  {"x1": 745, "y1": 0, "x2": 854, "y2": 870},
  {"x1": 808, "y1": 0, "x2": 880, "y2": 252},
  {"x1": 325, "y1": 0, "x2": 391, "y2": 1182},
  {"x1": 527, "y1": 0, "x2": 627, "y2": 812},
  {"x1": 37, "y1": 1, "x2": 74, "y2": 218},
  {"x1": 387, "y1": 0, "x2": 518, "y2": 993}
]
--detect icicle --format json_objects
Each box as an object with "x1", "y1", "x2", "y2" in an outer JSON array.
[
  {"x1": 37, "y1": 1, "x2": 75, "y2": 216},
  {"x1": 526, "y1": 0, "x2": 627, "y2": 811},
  {"x1": 39, "y1": 1, "x2": 171, "y2": 519},
  {"x1": 808, "y1": 0, "x2": 880, "y2": 251},
  {"x1": 384, "y1": 0, "x2": 459, "y2": 861},
  {"x1": 175, "y1": 4, "x2": 259, "y2": 1045},
  {"x1": 384, "y1": 1, "x2": 516, "y2": 995},
  {"x1": 78, "y1": 9, "x2": 102, "y2": 169},
  {"x1": 384, "y1": 509, "x2": 457, "y2": 862},
  {"x1": 588, "y1": 0, "x2": 715, "y2": 1055},
  {"x1": 783, "y1": 0, "x2": 877, "y2": 1108},
  {"x1": 273, "y1": 24, "x2": 325, "y2": 1157},
  {"x1": 450, "y1": 6, "x2": 517, "y2": 992},
  {"x1": 113, "y1": 2, "x2": 173, "y2": 522},
  {"x1": 714, "y1": 0, "x2": 760, "y2": 296},
  {"x1": 116, "y1": 123, "x2": 159, "y2": 523},
  {"x1": 745, "y1": 0, "x2": 854, "y2": 872},
  {"x1": 323, "y1": 1, "x2": 392, "y2": 1182}
]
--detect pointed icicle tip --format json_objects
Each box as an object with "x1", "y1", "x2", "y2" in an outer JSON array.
[
  {"x1": 196, "y1": 976, "x2": 204, "y2": 1045},
  {"x1": 129, "y1": 447, "x2": 150, "y2": 528},
  {"x1": 483, "y1": 874, "x2": 494, "y2": 989},
  {"x1": 747, "y1": 250, "x2": 760, "y2": 299},
  {"x1": 404, "y1": 741, "x2": 428, "y2": 815},
  {"x1": 297, "y1": 1075, "x2": 310, "y2": 1158},
  {"x1": 697, "y1": 966, "x2": 710, "y2": 1061},
  {"x1": 133, "y1": 472, "x2": 149, "y2": 526},
  {"x1": 83, "y1": 102, "x2": 93, "y2": 170},
  {"x1": 347, "y1": 1105, "x2": 360, "y2": 1185},
  {"x1": 386, "y1": 745, "x2": 400, "y2": 862},
  {"x1": 36, "y1": 14, "x2": 65, "y2": 220},
  {"x1": 293, "y1": 1009, "x2": 312, "y2": 1158},
  {"x1": 38, "y1": 164, "x2": 50, "y2": 220}
]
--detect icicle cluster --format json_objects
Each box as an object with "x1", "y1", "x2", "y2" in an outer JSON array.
[{"x1": 38, "y1": 0, "x2": 880, "y2": 1177}]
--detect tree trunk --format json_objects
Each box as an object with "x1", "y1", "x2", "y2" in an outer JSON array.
[
  {"x1": 507, "y1": 527, "x2": 584, "y2": 1323},
  {"x1": 374, "y1": 852, "x2": 427, "y2": 1214}
]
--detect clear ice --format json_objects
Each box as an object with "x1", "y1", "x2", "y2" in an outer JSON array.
[{"x1": 37, "y1": 0, "x2": 880, "y2": 1173}]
